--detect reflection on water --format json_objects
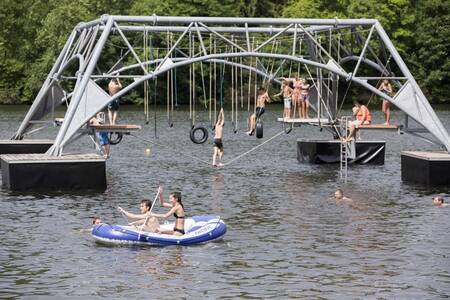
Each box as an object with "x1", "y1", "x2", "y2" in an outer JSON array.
[{"x1": 0, "y1": 106, "x2": 449, "y2": 298}]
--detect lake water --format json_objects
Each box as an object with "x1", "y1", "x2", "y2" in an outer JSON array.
[{"x1": 0, "y1": 105, "x2": 449, "y2": 299}]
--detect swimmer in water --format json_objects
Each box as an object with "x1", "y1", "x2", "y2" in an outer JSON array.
[
  {"x1": 433, "y1": 196, "x2": 448, "y2": 207},
  {"x1": 92, "y1": 216, "x2": 102, "y2": 225},
  {"x1": 334, "y1": 189, "x2": 352, "y2": 203}
]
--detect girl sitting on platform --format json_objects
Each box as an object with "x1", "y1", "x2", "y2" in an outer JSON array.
[{"x1": 345, "y1": 99, "x2": 372, "y2": 141}]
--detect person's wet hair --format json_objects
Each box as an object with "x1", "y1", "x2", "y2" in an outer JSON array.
[
  {"x1": 141, "y1": 199, "x2": 152, "y2": 209},
  {"x1": 92, "y1": 216, "x2": 101, "y2": 225},
  {"x1": 170, "y1": 192, "x2": 183, "y2": 208}
]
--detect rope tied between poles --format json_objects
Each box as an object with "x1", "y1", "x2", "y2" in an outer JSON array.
[{"x1": 131, "y1": 129, "x2": 285, "y2": 168}]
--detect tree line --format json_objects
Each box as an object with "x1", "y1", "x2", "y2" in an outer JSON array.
[{"x1": 0, "y1": 0, "x2": 448, "y2": 104}]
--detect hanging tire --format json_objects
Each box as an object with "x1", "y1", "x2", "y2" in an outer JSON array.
[
  {"x1": 190, "y1": 125, "x2": 209, "y2": 144},
  {"x1": 256, "y1": 120, "x2": 263, "y2": 139},
  {"x1": 108, "y1": 132, "x2": 123, "y2": 145}
]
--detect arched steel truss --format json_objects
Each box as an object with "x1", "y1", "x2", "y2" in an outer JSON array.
[{"x1": 11, "y1": 15, "x2": 450, "y2": 155}]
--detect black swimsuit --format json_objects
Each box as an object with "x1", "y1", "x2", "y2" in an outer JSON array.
[{"x1": 173, "y1": 213, "x2": 185, "y2": 234}]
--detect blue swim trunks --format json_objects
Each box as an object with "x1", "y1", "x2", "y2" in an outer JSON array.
[{"x1": 98, "y1": 132, "x2": 109, "y2": 145}]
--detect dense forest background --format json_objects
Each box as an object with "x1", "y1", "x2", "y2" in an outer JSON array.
[{"x1": 0, "y1": 0, "x2": 448, "y2": 104}]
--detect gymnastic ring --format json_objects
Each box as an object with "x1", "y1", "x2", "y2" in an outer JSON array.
[
  {"x1": 108, "y1": 132, "x2": 123, "y2": 145},
  {"x1": 256, "y1": 120, "x2": 263, "y2": 139},
  {"x1": 190, "y1": 125, "x2": 209, "y2": 144}
]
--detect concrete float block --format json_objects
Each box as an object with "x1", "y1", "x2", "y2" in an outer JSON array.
[
  {"x1": 297, "y1": 139, "x2": 386, "y2": 164},
  {"x1": 1, "y1": 153, "x2": 106, "y2": 191},
  {"x1": 401, "y1": 151, "x2": 450, "y2": 186}
]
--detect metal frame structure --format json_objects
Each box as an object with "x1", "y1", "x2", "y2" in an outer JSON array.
[{"x1": 11, "y1": 15, "x2": 450, "y2": 155}]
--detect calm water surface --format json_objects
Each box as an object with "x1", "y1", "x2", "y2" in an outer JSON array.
[{"x1": 0, "y1": 105, "x2": 449, "y2": 299}]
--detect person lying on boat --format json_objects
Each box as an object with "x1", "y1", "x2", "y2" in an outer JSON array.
[
  {"x1": 149, "y1": 187, "x2": 186, "y2": 236},
  {"x1": 117, "y1": 199, "x2": 160, "y2": 233}
]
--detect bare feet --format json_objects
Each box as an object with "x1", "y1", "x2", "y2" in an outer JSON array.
[{"x1": 217, "y1": 163, "x2": 224, "y2": 167}]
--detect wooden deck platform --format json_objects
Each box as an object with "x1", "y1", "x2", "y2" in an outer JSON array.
[
  {"x1": 0, "y1": 139, "x2": 54, "y2": 155},
  {"x1": 358, "y1": 124, "x2": 403, "y2": 131},
  {"x1": 277, "y1": 118, "x2": 331, "y2": 124},
  {"x1": 1, "y1": 153, "x2": 104, "y2": 164},
  {"x1": 90, "y1": 124, "x2": 142, "y2": 133},
  {"x1": 401, "y1": 151, "x2": 450, "y2": 161},
  {"x1": 0, "y1": 139, "x2": 54, "y2": 144}
]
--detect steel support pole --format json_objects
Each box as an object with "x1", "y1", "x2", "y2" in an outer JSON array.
[
  {"x1": 48, "y1": 17, "x2": 114, "y2": 155},
  {"x1": 12, "y1": 29, "x2": 78, "y2": 140}
]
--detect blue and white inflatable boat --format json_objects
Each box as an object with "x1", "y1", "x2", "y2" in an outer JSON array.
[{"x1": 92, "y1": 215, "x2": 226, "y2": 246}]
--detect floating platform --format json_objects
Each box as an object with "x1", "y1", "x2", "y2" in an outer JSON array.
[
  {"x1": 297, "y1": 139, "x2": 385, "y2": 164},
  {"x1": 89, "y1": 124, "x2": 141, "y2": 133},
  {"x1": 1, "y1": 153, "x2": 106, "y2": 191},
  {"x1": 401, "y1": 151, "x2": 450, "y2": 186},
  {"x1": 277, "y1": 118, "x2": 331, "y2": 125},
  {"x1": 359, "y1": 124, "x2": 403, "y2": 132},
  {"x1": 0, "y1": 139, "x2": 54, "y2": 155}
]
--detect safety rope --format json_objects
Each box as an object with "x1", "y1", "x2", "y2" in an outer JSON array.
[
  {"x1": 131, "y1": 133, "x2": 211, "y2": 166},
  {"x1": 223, "y1": 130, "x2": 284, "y2": 166}
]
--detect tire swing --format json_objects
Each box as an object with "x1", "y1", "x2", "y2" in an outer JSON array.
[
  {"x1": 108, "y1": 132, "x2": 123, "y2": 145},
  {"x1": 190, "y1": 125, "x2": 209, "y2": 144},
  {"x1": 256, "y1": 119, "x2": 263, "y2": 139}
]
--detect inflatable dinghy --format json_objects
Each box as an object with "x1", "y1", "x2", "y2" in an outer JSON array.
[{"x1": 92, "y1": 215, "x2": 226, "y2": 246}]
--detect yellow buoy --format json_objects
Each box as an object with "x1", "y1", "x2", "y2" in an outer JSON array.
[{"x1": 145, "y1": 148, "x2": 151, "y2": 156}]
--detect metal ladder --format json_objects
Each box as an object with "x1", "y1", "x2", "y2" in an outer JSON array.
[{"x1": 339, "y1": 116, "x2": 355, "y2": 183}]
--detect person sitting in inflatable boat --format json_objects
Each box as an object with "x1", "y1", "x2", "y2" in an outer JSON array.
[{"x1": 149, "y1": 186, "x2": 186, "y2": 236}]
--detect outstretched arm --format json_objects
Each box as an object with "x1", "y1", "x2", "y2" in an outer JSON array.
[
  {"x1": 118, "y1": 206, "x2": 148, "y2": 220},
  {"x1": 158, "y1": 186, "x2": 172, "y2": 208},
  {"x1": 150, "y1": 206, "x2": 178, "y2": 219},
  {"x1": 216, "y1": 108, "x2": 224, "y2": 126}
]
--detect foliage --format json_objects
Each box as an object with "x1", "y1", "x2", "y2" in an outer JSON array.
[{"x1": 0, "y1": 0, "x2": 448, "y2": 104}]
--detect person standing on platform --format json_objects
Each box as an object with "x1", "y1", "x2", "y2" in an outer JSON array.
[
  {"x1": 378, "y1": 79, "x2": 393, "y2": 125},
  {"x1": 275, "y1": 80, "x2": 294, "y2": 120},
  {"x1": 108, "y1": 78, "x2": 122, "y2": 125},
  {"x1": 299, "y1": 78, "x2": 311, "y2": 119},
  {"x1": 89, "y1": 113, "x2": 110, "y2": 159},
  {"x1": 213, "y1": 108, "x2": 225, "y2": 167}
]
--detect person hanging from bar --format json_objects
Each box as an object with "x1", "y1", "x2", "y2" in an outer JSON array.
[
  {"x1": 378, "y1": 79, "x2": 393, "y2": 125},
  {"x1": 212, "y1": 108, "x2": 225, "y2": 167},
  {"x1": 274, "y1": 80, "x2": 293, "y2": 120},
  {"x1": 246, "y1": 87, "x2": 271, "y2": 136},
  {"x1": 107, "y1": 77, "x2": 122, "y2": 125},
  {"x1": 344, "y1": 99, "x2": 372, "y2": 141},
  {"x1": 299, "y1": 78, "x2": 311, "y2": 119}
]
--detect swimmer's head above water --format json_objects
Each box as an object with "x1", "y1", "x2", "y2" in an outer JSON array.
[
  {"x1": 92, "y1": 217, "x2": 102, "y2": 225},
  {"x1": 433, "y1": 196, "x2": 445, "y2": 206},
  {"x1": 334, "y1": 189, "x2": 344, "y2": 200}
]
